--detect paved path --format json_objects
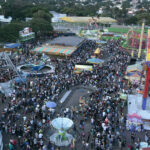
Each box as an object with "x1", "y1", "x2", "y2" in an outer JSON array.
[
  {"x1": 45, "y1": 87, "x2": 94, "y2": 150},
  {"x1": 44, "y1": 86, "x2": 147, "y2": 150}
]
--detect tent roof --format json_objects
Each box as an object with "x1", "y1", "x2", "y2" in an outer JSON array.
[
  {"x1": 138, "y1": 110, "x2": 150, "y2": 120},
  {"x1": 94, "y1": 48, "x2": 100, "y2": 54},
  {"x1": 126, "y1": 64, "x2": 143, "y2": 73},
  {"x1": 4, "y1": 43, "x2": 21, "y2": 48},
  {"x1": 60, "y1": 16, "x2": 117, "y2": 24},
  {"x1": 87, "y1": 58, "x2": 104, "y2": 64},
  {"x1": 32, "y1": 47, "x2": 75, "y2": 56}
]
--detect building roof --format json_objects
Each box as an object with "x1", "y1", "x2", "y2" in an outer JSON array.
[
  {"x1": 60, "y1": 16, "x2": 117, "y2": 24},
  {"x1": 32, "y1": 46, "x2": 76, "y2": 56},
  {"x1": 49, "y1": 36, "x2": 85, "y2": 47}
]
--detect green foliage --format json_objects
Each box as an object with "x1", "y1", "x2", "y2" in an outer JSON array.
[
  {"x1": 126, "y1": 16, "x2": 138, "y2": 25},
  {"x1": 30, "y1": 10, "x2": 53, "y2": 36},
  {"x1": 122, "y1": 0, "x2": 130, "y2": 9},
  {"x1": 0, "y1": 2, "x2": 53, "y2": 42},
  {"x1": 108, "y1": 27, "x2": 148, "y2": 34},
  {"x1": 136, "y1": 11, "x2": 150, "y2": 25},
  {"x1": 1, "y1": 0, "x2": 50, "y2": 20},
  {"x1": 0, "y1": 22, "x2": 25, "y2": 42}
]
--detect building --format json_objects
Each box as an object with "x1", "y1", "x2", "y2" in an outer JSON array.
[
  {"x1": 50, "y1": 11, "x2": 67, "y2": 23},
  {"x1": 97, "y1": 8, "x2": 103, "y2": 15},
  {"x1": 0, "y1": 15, "x2": 12, "y2": 24}
]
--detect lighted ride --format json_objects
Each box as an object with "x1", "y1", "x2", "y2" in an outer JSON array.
[
  {"x1": 126, "y1": 28, "x2": 147, "y2": 53},
  {"x1": 17, "y1": 63, "x2": 54, "y2": 76},
  {"x1": 79, "y1": 18, "x2": 101, "y2": 40},
  {"x1": 142, "y1": 29, "x2": 150, "y2": 110},
  {"x1": 17, "y1": 56, "x2": 55, "y2": 76},
  {"x1": 50, "y1": 117, "x2": 73, "y2": 146}
]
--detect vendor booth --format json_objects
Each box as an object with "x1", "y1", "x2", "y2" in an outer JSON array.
[
  {"x1": 96, "y1": 40, "x2": 107, "y2": 45},
  {"x1": 125, "y1": 63, "x2": 144, "y2": 83},
  {"x1": 138, "y1": 110, "x2": 150, "y2": 130},
  {"x1": 126, "y1": 113, "x2": 142, "y2": 132},
  {"x1": 126, "y1": 63, "x2": 143, "y2": 73},
  {"x1": 87, "y1": 58, "x2": 104, "y2": 64},
  {"x1": 74, "y1": 65, "x2": 93, "y2": 74},
  {"x1": 119, "y1": 93, "x2": 127, "y2": 100},
  {"x1": 94, "y1": 48, "x2": 100, "y2": 55},
  {"x1": 128, "y1": 94, "x2": 150, "y2": 131}
]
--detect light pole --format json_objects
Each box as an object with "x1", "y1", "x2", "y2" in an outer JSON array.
[{"x1": 138, "y1": 19, "x2": 145, "y2": 59}]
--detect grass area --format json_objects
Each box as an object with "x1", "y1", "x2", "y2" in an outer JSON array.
[
  {"x1": 101, "y1": 36, "x2": 121, "y2": 41},
  {"x1": 108, "y1": 27, "x2": 148, "y2": 34}
]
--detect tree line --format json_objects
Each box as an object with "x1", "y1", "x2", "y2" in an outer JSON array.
[
  {"x1": 0, "y1": 0, "x2": 150, "y2": 42},
  {"x1": 0, "y1": 1, "x2": 53, "y2": 42}
]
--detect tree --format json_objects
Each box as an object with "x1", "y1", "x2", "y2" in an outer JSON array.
[
  {"x1": 30, "y1": 10, "x2": 53, "y2": 36},
  {"x1": 136, "y1": 11, "x2": 150, "y2": 25},
  {"x1": 126, "y1": 16, "x2": 138, "y2": 25},
  {"x1": 0, "y1": 22, "x2": 25, "y2": 42}
]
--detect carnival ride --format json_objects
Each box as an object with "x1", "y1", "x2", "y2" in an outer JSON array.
[
  {"x1": 126, "y1": 29, "x2": 150, "y2": 131},
  {"x1": 127, "y1": 28, "x2": 147, "y2": 50},
  {"x1": 79, "y1": 18, "x2": 101, "y2": 40},
  {"x1": 50, "y1": 117, "x2": 73, "y2": 146},
  {"x1": 60, "y1": 16, "x2": 107, "y2": 40},
  {"x1": 17, "y1": 56, "x2": 55, "y2": 76},
  {"x1": 124, "y1": 26, "x2": 147, "y2": 58},
  {"x1": 142, "y1": 29, "x2": 150, "y2": 110},
  {"x1": 0, "y1": 52, "x2": 23, "y2": 82}
]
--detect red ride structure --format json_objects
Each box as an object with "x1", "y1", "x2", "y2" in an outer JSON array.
[
  {"x1": 142, "y1": 29, "x2": 150, "y2": 110},
  {"x1": 127, "y1": 29, "x2": 147, "y2": 50}
]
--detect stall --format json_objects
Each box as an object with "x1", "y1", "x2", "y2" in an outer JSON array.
[
  {"x1": 119, "y1": 93, "x2": 127, "y2": 100},
  {"x1": 74, "y1": 65, "x2": 93, "y2": 74},
  {"x1": 94, "y1": 48, "x2": 100, "y2": 55},
  {"x1": 126, "y1": 113, "x2": 142, "y2": 132},
  {"x1": 87, "y1": 58, "x2": 104, "y2": 64},
  {"x1": 138, "y1": 110, "x2": 150, "y2": 130},
  {"x1": 96, "y1": 40, "x2": 107, "y2": 45},
  {"x1": 125, "y1": 63, "x2": 144, "y2": 83}
]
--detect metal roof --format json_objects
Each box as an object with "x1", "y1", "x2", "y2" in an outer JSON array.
[{"x1": 60, "y1": 16, "x2": 117, "y2": 24}]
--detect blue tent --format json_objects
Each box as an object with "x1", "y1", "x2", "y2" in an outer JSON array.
[
  {"x1": 46, "y1": 101, "x2": 57, "y2": 108},
  {"x1": 87, "y1": 58, "x2": 104, "y2": 64},
  {"x1": 96, "y1": 40, "x2": 107, "y2": 44},
  {"x1": 4, "y1": 43, "x2": 21, "y2": 48}
]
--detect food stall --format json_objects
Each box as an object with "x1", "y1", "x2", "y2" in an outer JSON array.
[
  {"x1": 138, "y1": 110, "x2": 150, "y2": 130},
  {"x1": 74, "y1": 65, "x2": 93, "y2": 74}
]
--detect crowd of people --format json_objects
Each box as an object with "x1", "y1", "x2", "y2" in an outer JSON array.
[{"x1": 0, "y1": 37, "x2": 149, "y2": 150}]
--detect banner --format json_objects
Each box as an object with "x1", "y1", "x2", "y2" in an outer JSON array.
[
  {"x1": 75, "y1": 65, "x2": 93, "y2": 71},
  {"x1": 19, "y1": 27, "x2": 35, "y2": 41}
]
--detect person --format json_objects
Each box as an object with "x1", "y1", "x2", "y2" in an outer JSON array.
[
  {"x1": 9, "y1": 142, "x2": 14, "y2": 150},
  {"x1": 85, "y1": 142, "x2": 89, "y2": 150},
  {"x1": 0, "y1": 39, "x2": 145, "y2": 150},
  {"x1": 131, "y1": 132, "x2": 135, "y2": 143}
]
